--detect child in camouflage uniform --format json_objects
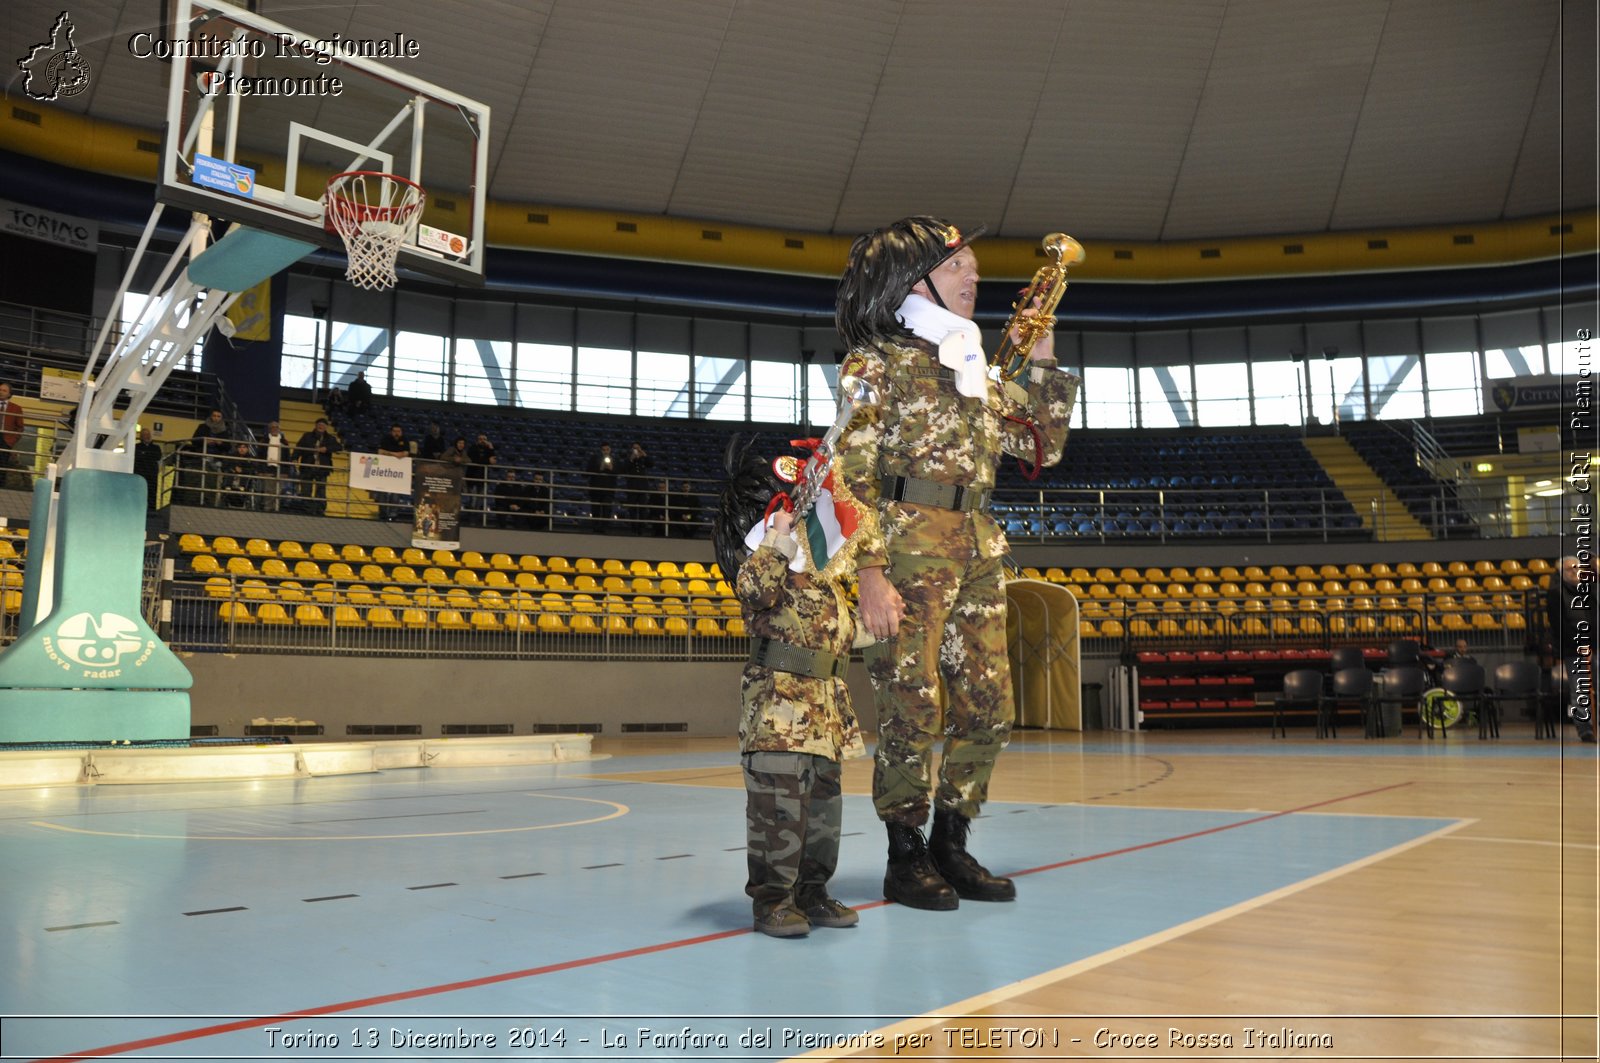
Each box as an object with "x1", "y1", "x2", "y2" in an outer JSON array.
[{"x1": 717, "y1": 441, "x2": 867, "y2": 939}]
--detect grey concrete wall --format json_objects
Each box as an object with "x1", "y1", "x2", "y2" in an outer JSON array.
[{"x1": 183, "y1": 652, "x2": 878, "y2": 740}]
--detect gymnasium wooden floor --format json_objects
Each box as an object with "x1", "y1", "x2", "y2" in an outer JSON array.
[{"x1": 1, "y1": 724, "x2": 1594, "y2": 1062}]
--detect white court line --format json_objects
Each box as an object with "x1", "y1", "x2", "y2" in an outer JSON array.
[
  {"x1": 796, "y1": 817, "x2": 1476, "y2": 1061},
  {"x1": 1442, "y1": 833, "x2": 1600, "y2": 850}
]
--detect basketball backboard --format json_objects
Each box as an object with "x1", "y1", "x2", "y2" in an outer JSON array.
[{"x1": 157, "y1": 0, "x2": 489, "y2": 286}]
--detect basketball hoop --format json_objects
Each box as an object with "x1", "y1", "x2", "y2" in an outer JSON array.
[{"x1": 323, "y1": 171, "x2": 425, "y2": 291}]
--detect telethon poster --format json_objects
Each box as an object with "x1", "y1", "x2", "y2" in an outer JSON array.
[{"x1": 412, "y1": 460, "x2": 462, "y2": 551}]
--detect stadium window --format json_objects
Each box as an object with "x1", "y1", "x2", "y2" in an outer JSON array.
[
  {"x1": 637, "y1": 350, "x2": 691, "y2": 418},
  {"x1": 1312, "y1": 354, "x2": 1370, "y2": 423},
  {"x1": 328, "y1": 322, "x2": 391, "y2": 396},
  {"x1": 805, "y1": 363, "x2": 837, "y2": 426},
  {"x1": 694, "y1": 355, "x2": 747, "y2": 421},
  {"x1": 750, "y1": 359, "x2": 801, "y2": 423},
  {"x1": 453, "y1": 338, "x2": 513, "y2": 406},
  {"x1": 1083, "y1": 366, "x2": 1134, "y2": 428},
  {"x1": 515, "y1": 342, "x2": 573, "y2": 411},
  {"x1": 120, "y1": 290, "x2": 202, "y2": 372},
  {"x1": 575, "y1": 346, "x2": 633, "y2": 415},
  {"x1": 280, "y1": 313, "x2": 320, "y2": 390},
  {"x1": 391, "y1": 331, "x2": 446, "y2": 402},
  {"x1": 1423, "y1": 350, "x2": 1482, "y2": 416},
  {"x1": 1485, "y1": 345, "x2": 1545, "y2": 378},
  {"x1": 1137, "y1": 363, "x2": 1194, "y2": 428},
  {"x1": 1249, "y1": 357, "x2": 1304, "y2": 425},
  {"x1": 1367, "y1": 355, "x2": 1426, "y2": 420},
  {"x1": 1553, "y1": 336, "x2": 1594, "y2": 376},
  {"x1": 1194, "y1": 361, "x2": 1251, "y2": 426}
]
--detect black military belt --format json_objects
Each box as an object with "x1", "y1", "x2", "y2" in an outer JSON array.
[
  {"x1": 880, "y1": 474, "x2": 991, "y2": 513},
  {"x1": 749, "y1": 637, "x2": 848, "y2": 680}
]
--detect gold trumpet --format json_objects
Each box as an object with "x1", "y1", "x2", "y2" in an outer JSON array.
[{"x1": 992, "y1": 232, "x2": 1085, "y2": 381}]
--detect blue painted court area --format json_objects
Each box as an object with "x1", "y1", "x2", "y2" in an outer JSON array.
[{"x1": 0, "y1": 757, "x2": 1455, "y2": 1061}]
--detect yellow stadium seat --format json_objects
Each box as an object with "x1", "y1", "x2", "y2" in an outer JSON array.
[
  {"x1": 629, "y1": 560, "x2": 656, "y2": 577},
  {"x1": 725, "y1": 616, "x2": 747, "y2": 638},
  {"x1": 431, "y1": 549, "x2": 460, "y2": 568},
  {"x1": 633, "y1": 615, "x2": 663, "y2": 636},
  {"x1": 332, "y1": 605, "x2": 366, "y2": 628},
  {"x1": 239, "y1": 579, "x2": 272, "y2": 601},
  {"x1": 338, "y1": 544, "x2": 369, "y2": 564},
  {"x1": 257, "y1": 602, "x2": 292, "y2": 626},
  {"x1": 454, "y1": 568, "x2": 483, "y2": 586},
  {"x1": 368, "y1": 607, "x2": 402, "y2": 629},
  {"x1": 218, "y1": 601, "x2": 253, "y2": 624},
  {"x1": 346, "y1": 585, "x2": 379, "y2": 606},
  {"x1": 461, "y1": 551, "x2": 490, "y2": 570},
  {"x1": 275, "y1": 541, "x2": 307, "y2": 560},
  {"x1": 292, "y1": 604, "x2": 329, "y2": 628},
  {"x1": 632, "y1": 595, "x2": 660, "y2": 616},
  {"x1": 258, "y1": 558, "x2": 290, "y2": 579},
  {"x1": 571, "y1": 594, "x2": 601, "y2": 614},
  {"x1": 422, "y1": 567, "x2": 450, "y2": 584},
  {"x1": 540, "y1": 592, "x2": 571, "y2": 614},
  {"x1": 470, "y1": 610, "x2": 502, "y2": 631},
  {"x1": 485, "y1": 570, "x2": 513, "y2": 588},
  {"x1": 490, "y1": 553, "x2": 517, "y2": 571},
  {"x1": 569, "y1": 614, "x2": 603, "y2": 634},
  {"x1": 310, "y1": 582, "x2": 339, "y2": 604},
  {"x1": 359, "y1": 564, "x2": 387, "y2": 583},
  {"x1": 663, "y1": 616, "x2": 691, "y2": 636},
  {"x1": 545, "y1": 556, "x2": 574, "y2": 574},
  {"x1": 401, "y1": 608, "x2": 430, "y2": 630},
  {"x1": 514, "y1": 572, "x2": 542, "y2": 590},
  {"x1": 244, "y1": 538, "x2": 275, "y2": 558},
  {"x1": 294, "y1": 560, "x2": 325, "y2": 580},
  {"x1": 603, "y1": 614, "x2": 631, "y2": 635},
  {"x1": 434, "y1": 609, "x2": 470, "y2": 630},
  {"x1": 506, "y1": 611, "x2": 536, "y2": 632},
  {"x1": 308, "y1": 542, "x2": 337, "y2": 561},
  {"x1": 719, "y1": 598, "x2": 742, "y2": 618},
  {"x1": 694, "y1": 617, "x2": 725, "y2": 637},
  {"x1": 327, "y1": 562, "x2": 356, "y2": 581},
  {"x1": 574, "y1": 574, "x2": 602, "y2": 592},
  {"x1": 178, "y1": 533, "x2": 208, "y2": 554},
  {"x1": 656, "y1": 561, "x2": 683, "y2": 579},
  {"x1": 402, "y1": 548, "x2": 429, "y2": 567},
  {"x1": 191, "y1": 554, "x2": 222, "y2": 576},
  {"x1": 543, "y1": 572, "x2": 571, "y2": 591},
  {"x1": 211, "y1": 535, "x2": 244, "y2": 556},
  {"x1": 519, "y1": 554, "x2": 547, "y2": 573},
  {"x1": 371, "y1": 546, "x2": 400, "y2": 566},
  {"x1": 478, "y1": 589, "x2": 508, "y2": 611},
  {"x1": 602, "y1": 558, "x2": 628, "y2": 576},
  {"x1": 537, "y1": 612, "x2": 568, "y2": 633},
  {"x1": 390, "y1": 565, "x2": 421, "y2": 583}
]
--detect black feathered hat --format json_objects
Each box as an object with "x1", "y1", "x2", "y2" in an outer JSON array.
[
  {"x1": 835, "y1": 216, "x2": 985, "y2": 351},
  {"x1": 713, "y1": 434, "x2": 784, "y2": 584}
]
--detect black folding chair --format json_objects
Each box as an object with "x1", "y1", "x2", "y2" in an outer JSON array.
[
  {"x1": 1485, "y1": 660, "x2": 1546, "y2": 738},
  {"x1": 1327, "y1": 667, "x2": 1376, "y2": 737},
  {"x1": 1438, "y1": 658, "x2": 1491, "y2": 739},
  {"x1": 1387, "y1": 639, "x2": 1421, "y2": 667},
  {"x1": 1330, "y1": 646, "x2": 1366, "y2": 673},
  {"x1": 1373, "y1": 666, "x2": 1428, "y2": 738},
  {"x1": 1273, "y1": 668, "x2": 1324, "y2": 738}
]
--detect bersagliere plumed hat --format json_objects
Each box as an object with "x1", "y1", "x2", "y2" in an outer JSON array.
[{"x1": 835, "y1": 216, "x2": 985, "y2": 351}]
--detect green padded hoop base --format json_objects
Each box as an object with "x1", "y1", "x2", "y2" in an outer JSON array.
[{"x1": 186, "y1": 227, "x2": 319, "y2": 292}]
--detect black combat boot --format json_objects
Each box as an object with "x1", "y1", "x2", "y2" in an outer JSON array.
[
  {"x1": 883, "y1": 823, "x2": 958, "y2": 911},
  {"x1": 929, "y1": 808, "x2": 1016, "y2": 902}
]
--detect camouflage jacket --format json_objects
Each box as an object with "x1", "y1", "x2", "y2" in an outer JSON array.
[
  {"x1": 736, "y1": 532, "x2": 865, "y2": 760},
  {"x1": 836, "y1": 335, "x2": 1079, "y2": 562}
]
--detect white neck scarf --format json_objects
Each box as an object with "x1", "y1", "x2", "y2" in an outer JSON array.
[{"x1": 895, "y1": 293, "x2": 990, "y2": 399}]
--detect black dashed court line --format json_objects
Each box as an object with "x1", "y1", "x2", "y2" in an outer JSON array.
[
  {"x1": 656, "y1": 853, "x2": 692, "y2": 860},
  {"x1": 581, "y1": 863, "x2": 623, "y2": 870},
  {"x1": 722, "y1": 846, "x2": 744, "y2": 852},
  {"x1": 302, "y1": 894, "x2": 359, "y2": 903},
  {"x1": 45, "y1": 921, "x2": 119, "y2": 932},
  {"x1": 500, "y1": 872, "x2": 545, "y2": 880},
  {"x1": 406, "y1": 883, "x2": 457, "y2": 891},
  {"x1": 183, "y1": 907, "x2": 247, "y2": 916}
]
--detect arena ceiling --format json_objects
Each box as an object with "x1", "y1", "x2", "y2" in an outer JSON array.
[{"x1": 5, "y1": 0, "x2": 1597, "y2": 250}]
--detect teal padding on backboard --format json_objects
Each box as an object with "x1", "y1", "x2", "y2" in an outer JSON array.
[
  {"x1": 186, "y1": 227, "x2": 318, "y2": 293},
  {"x1": 0, "y1": 470, "x2": 191, "y2": 743},
  {"x1": 16, "y1": 477, "x2": 54, "y2": 638}
]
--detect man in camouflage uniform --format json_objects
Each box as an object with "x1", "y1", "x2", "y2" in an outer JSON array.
[
  {"x1": 834, "y1": 216, "x2": 1078, "y2": 911},
  {"x1": 728, "y1": 498, "x2": 866, "y2": 938}
]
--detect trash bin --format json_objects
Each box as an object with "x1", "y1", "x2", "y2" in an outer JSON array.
[{"x1": 1081, "y1": 683, "x2": 1104, "y2": 731}]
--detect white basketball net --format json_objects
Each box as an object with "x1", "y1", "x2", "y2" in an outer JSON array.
[{"x1": 324, "y1": 172, "x2": 425, "y2": 291}]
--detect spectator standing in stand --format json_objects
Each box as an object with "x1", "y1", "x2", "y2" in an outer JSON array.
[
  {"x1": 295, "y1": 418, "x2": 341, "y2": 515},
  {"x1": 0, "y1": 382, "x2": 25, "y2": 491},
  {"x1": 189, "y1": 409, "x2": 232, "y2": 506},
  {"x1": 132, "y1": 427, "x2": 163, "y2": 510},
  {"x1": 376, "y1": 423, "x2": 412, "y2": 521},
  {"x1": 467, "y1": 432, "x2": 497, "y2": 526},
  {"x1": 528, "y1": 471, "x2": 554, "y2": 532},
  {"x1": 418, "y1": 422, "x2": 446, "y2": 461},
  {"x1": 347, "y1": 370, "x2": 373, "y2": 415},
  {"x1": 587, "y1": 443, "x2": 619, "y2": 527},
  {"x1": 622, "y1": 442, "x2": 653, "y2": 533},
  {"x1": 262, "y1": 420, "x2": 288, "y2": 511}
]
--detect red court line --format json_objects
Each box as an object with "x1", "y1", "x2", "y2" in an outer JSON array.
[{"x1": 37, "y1": 779, "x2": 1415, "y2": 1061}]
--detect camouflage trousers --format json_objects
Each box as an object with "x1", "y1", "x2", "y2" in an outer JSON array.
[
  {"x1": 743, "y1": 751, "x2": 843, "y2": 916},
  {"x1": 864, "y1": 552, "x2": 1011, "y2": 826}
]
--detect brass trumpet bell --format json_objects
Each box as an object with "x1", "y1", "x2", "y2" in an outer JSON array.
[{"x1": 992, "y1": 232, "x2": 1084, "y2": 381}]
